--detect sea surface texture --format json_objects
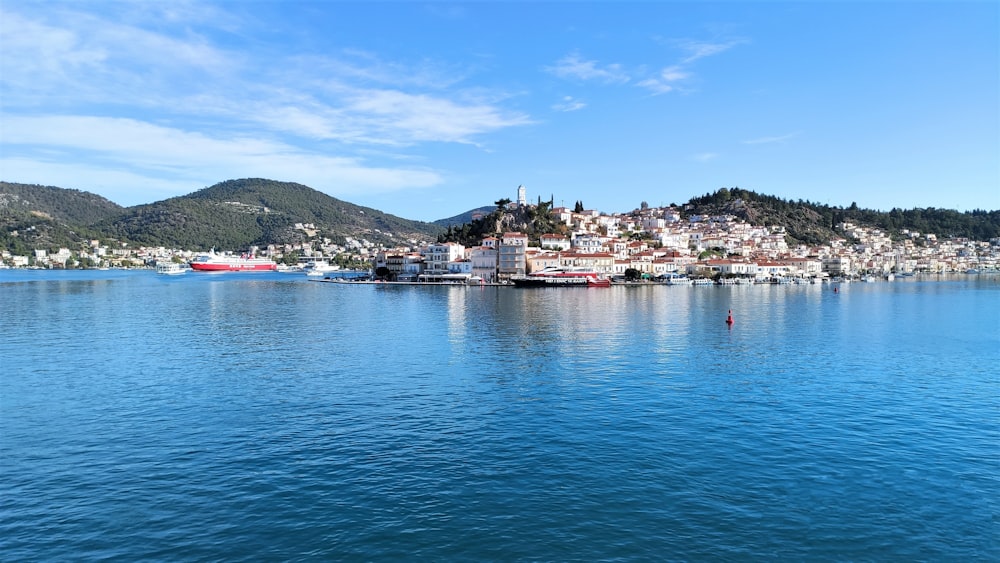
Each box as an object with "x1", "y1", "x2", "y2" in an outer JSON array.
[{"x1": 2, "y1": 271, "x2": 998, "y2": 561}]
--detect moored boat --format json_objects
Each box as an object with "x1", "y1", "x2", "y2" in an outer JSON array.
[
  {"x1": 659, "y1": 273, "x2": 691, "y2": 285},
  {"x1": 303, "y1": 260, "x2": 339, "y2": 276},
  {"x1": 189, "y1": 251, "x2": 277, "y2": 272},
  {"x1": 511, "y1": 266, "x2": 610, "y2": 287},
  {"x1": 155, "y1": 262, "x2": 189, "y2": 275}
]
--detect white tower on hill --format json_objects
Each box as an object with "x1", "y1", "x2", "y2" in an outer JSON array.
[{"x1": 517, "y1": 184, "x2": 526, "y2": 207}]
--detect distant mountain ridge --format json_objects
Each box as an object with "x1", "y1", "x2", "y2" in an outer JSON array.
[
  {"x1": 96, "y1": 178, "x2": 444, "y2": 250},
  {"x1": 1, "y1": 179, "x2": 444, "y2": 252},
  {"x1": 433, "y1": 206, "x2": 497, "y2": 227}
]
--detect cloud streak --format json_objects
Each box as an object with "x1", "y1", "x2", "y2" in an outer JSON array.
[
  {"x1": 677, "y1": 39, "x2": 744, "y2": 64},
  {"x1": 553, "y1": 96, "x2": 587, "y2": 112},
  {"x1": 545, "y1": 52, "x2": 630, "y2": 84},
  {"x1": 548, "y1": 37, "x2": 746, "y2": 97},
  {"x1": 1, "y1": 114, "x2": 443, "y2": 204},
  {"x1": 742, "y1": 132, "x2": 799, "y2": 145}
]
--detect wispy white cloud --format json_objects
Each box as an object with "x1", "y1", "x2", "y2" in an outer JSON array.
[
  {"x1": 552, "y1": 96, "x2": 586, "y2": 112},
  {"x1": 1, "y1": 115, "x2": 443, "y2": 204},
  {"x1": 545, "y1": 52, "x2": 630, "y2": 84},
  {"x1": 676, "y1": 39, "x2": 745, "y2": 64},
  {"x1": 742, "y1": 132, "x2": 799, "y2": 145},
  {"x1": 0, "y1": 8, "x2": 237, "y2": 109},
  {"x1": 690, "y1": 152, "x2": 719, "y2": 163},
  {"x1": 636, "y1": 65, "x2": 690, "y2": 95},
  {"x1": 550, "y1": 36, "x2": 746, "y2": 97},
  {"x1": 343, "y1": 89, "x2": 533, "y2": 145}
]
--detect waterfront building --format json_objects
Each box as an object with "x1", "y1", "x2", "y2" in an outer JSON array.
[
  {"x1": 419, "y1": 242, "x2": 465, "y2": 281},
  {"x1": 705, "y1": 259, "x2": 757, "y2": 277},
  {"x1": 612, "y1": 259, "x2": 630, "y2": 275},
  {"x1": 498, "y1": 232, "x2": 528, "y2": 279},
  {"x1": 757, "y1": 261, "x2": 793, "y2": 279},
  {"x1": 822, "y1": 256, "x2": 852, "y2": 276},
  {"x1": 469, "y1": 245, "x2": 498, "y2": 283},
  {"x1": 778, "y1": 257, "x2": 823, "y2": 277}
]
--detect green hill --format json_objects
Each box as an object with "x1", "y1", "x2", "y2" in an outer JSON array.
[
  {"x1": 433, "y1": 205, "x2": 496, "y2": 227},
  {"x1": 0, "y1": 182, "x2": 124, "y2": 254},
  {"x1": 1, "y1": 178, "x2": 444, "y2": 253},
  {"x1": 685, "y1": 188, "x2": 1000, "y2": 244},
  {"x1": 95, "y1": 178, "x2": 444, "y2": 250},
  {"x1": 0, "y1": 181, "x2": 123, "y2": 224}
]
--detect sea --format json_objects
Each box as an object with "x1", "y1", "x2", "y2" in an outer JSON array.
[{"x1": 2, "y1": 270, "x2": 997, "y2": 561}]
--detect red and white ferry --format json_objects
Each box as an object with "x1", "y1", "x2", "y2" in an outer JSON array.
[{"x1": 189, "y1": 251, "x2": 277, "y2": 272}]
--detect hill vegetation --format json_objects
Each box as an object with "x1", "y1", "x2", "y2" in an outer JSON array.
[
  {"x1": 686, "y1": 188, "x2": 1000, "y2": 244},
  {"x1": 1, "y1": 179, "x2": 444, "y2": 253},
  {"x1": 0, "y1": 182, "x2": 124, "y2": 254},
  {"x1": 95, "y1": 179, "x2": 443, "y2": 250},
  {"x1": 2, "y1": 180, "x2": 997, "y2": 257},
  {"x1": 0, "y1": 182, "x2": 124, "y2": 224},
  {"x1": 437, "y1": 198, "x2": 568, "y2": 246},
  {"x1": 433, "y1": 206, "x2": 497, "y2": 227}
]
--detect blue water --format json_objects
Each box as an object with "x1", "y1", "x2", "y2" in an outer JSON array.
[{"x1": 2, "y1": 271, "x2": 998, "y2": 560}]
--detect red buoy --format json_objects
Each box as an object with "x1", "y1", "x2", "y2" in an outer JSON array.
[{"x1": 726, "y1": 309, "x2": 734, "y2": 326}]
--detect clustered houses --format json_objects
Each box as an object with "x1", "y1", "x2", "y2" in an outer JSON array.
[
  {"x1": 3, "y1": 194, "x2": 999, "y2": 276},
  {"x1": 370, "y1": 193, "x2": 999, "y2": 283},
  {"x1": 0, "y1": 222, "x2": 382, "y2": 270}
]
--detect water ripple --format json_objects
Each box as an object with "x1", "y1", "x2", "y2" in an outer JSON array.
[{"x1": 2, "y1": 273, "x2": 997, "y2": 560}]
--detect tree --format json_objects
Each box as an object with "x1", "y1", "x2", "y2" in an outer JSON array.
[
  {"x1": 281, "y1": 250, "x2": 302, "y2": 265},
  {"x1": 574, "y1": 200, "x2": 584, "y2": 213},
  {"x1": 624, "y1": 268, "x2": 642, "y2": 281},
  {"x1": 495, "y1": 198, "x2": 511, "y2": 210}
]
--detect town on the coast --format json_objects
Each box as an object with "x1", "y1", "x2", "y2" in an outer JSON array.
[{"x1": 4, "y1": 185, "x2": 998, "y2": 283}]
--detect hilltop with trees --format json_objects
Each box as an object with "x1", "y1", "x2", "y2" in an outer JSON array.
[
  {"x1": 1, "y1": 179, "x2": 444, "y2": 254},
  {"x1": 684, "y1": 187, "x2": 1000, "y2": 244},
  {"x1": 437, "y1": 196, "x2": 568, "y2": 247}
]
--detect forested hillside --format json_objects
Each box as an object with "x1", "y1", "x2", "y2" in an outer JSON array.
[
  {"x1": 0, "y1": 182, "x2": 124, "y2": 254},
  {"x1": 437, "y1": 198, "x2": 567, "y2": 246},
  {"x1": 0, "y1": 182, "x2": 123, "y2": 224},
  {"x1": 433, "y1": 205, "x2": 496, "y2": 227},
  {"x1": 686, "y1": 188, "x2": 1000, "y2": 244},
  {"x1": 1, "y1": 179, "x2": 444, "y2": 253},
  {"x1": 94, "y1": 178, "x2": 443, "y2": 250}
]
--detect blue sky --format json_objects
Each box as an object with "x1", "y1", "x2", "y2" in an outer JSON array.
[{"x1": 1, "y1": 1, "x2": 997, "y2": 222}]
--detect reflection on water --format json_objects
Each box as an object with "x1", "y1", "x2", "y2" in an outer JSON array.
[{"x1": 2, "y1": 271, "x2": 998, "y2": 561}]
